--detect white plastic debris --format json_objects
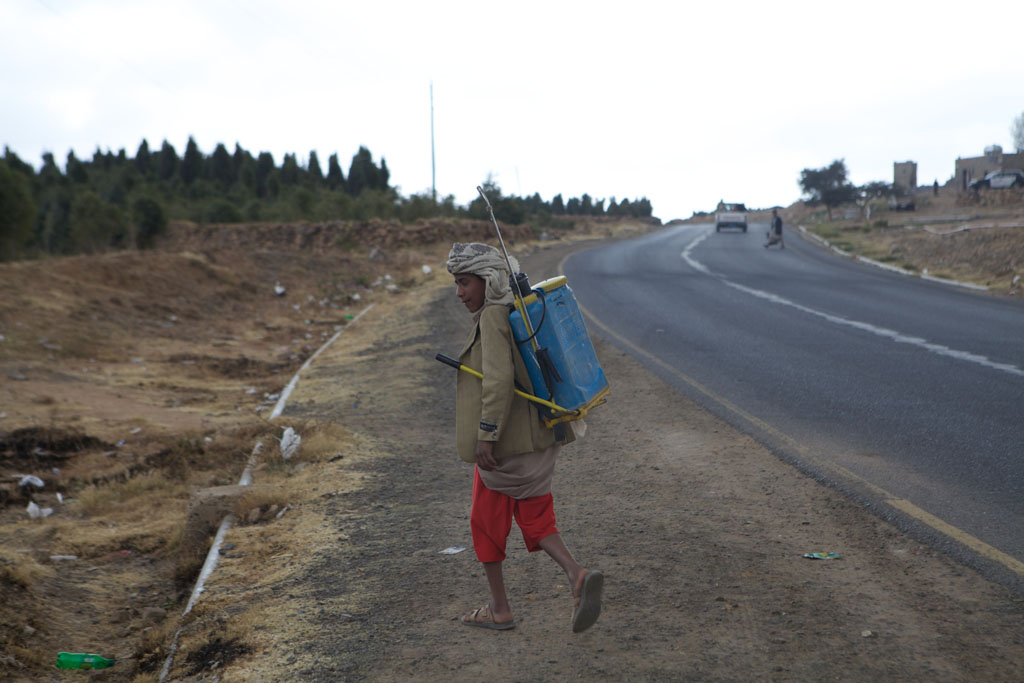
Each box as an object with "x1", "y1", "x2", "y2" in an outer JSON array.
[
  {"x1": 439, "y1": 546, "x2": 467, "y2": 555},
  {"x1": 57, "y1": 492, "x2": 64, "y2": 504},
  {"x1": 26, "y1": 501, "x2": 53, "y2": 519},
  {"x1": 130, "y1": 427, "x2": 142, "y2": 435},
  {"x1": 274, "y1": 281, "x2": 286, "y2": 296},
  {"x1": 421, "y1": 264, "x2": 432, "y2": 274},
  {"x1": 279, "y1": 427, "x2": 301, "y2": 461},
  {"x1": 18, "y1": 475, "x2": 44, "y2": 488}
]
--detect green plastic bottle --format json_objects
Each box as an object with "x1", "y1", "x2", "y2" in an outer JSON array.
[{"x1": 56, "y1": 652, "x2": 116, "y2": 670}]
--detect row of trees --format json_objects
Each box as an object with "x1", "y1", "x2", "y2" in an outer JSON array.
[
  {"x1": 798, "y1": 159, "x2": 909, "y2": 219},
  {"x1": 0, "y1": 138, "x2": 653, "y2": 261}
]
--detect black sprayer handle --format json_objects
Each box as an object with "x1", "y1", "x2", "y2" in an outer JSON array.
[{"x1": 435, "y1": 353, "x2": 461, "y2": 370}]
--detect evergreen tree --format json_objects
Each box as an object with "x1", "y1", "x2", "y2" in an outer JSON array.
[
  {"x1": 280, "y1": 153, "x2": 300, "y2": 186},
  {"x1": 209, "y1": 143, "x2": 233, "y2": 187},
  {"x1": 0, "y1": 160, "x2": 36, "y2": 259},
  {"x1": 3, "y1": 148, "x2": 35, "y2": 179},
  {"x1": 93, "y1": 147, "x2": 113, "y2": 171},
  {"x1": 135, "y1": 139, "x2": 151, "y2": 177},
  {"x1": 581, "y1": 194, "x2": 593, "y2": 215},
  {"x1": 40, "y1": 152, "x2": 64, "y2": 188},
  {"x1": 157, "y1": 140, "x2": 179, "y2": 181},
  {"x1": 551, "y1": 193, "x2": 565, "y2": 214},
  {"x1": 132, "y1": 196, "x2": 167, "y2": 248},
  {"x1": 181, "y1": 136, "x2": 203, "y2": 186},
  {"x1": 307, "y1": 150, "x2": 323, "y2": 186},
  {"x1": 254, "y1": 151, "x2": 275, "y2": 198},
  {"x1": 326, "y1": 153, "x2": 346, "y2": 191},
  {"x1": 347, "y1": 146, "x2": 381, "y2": 196},
  {"x1": 66, "y1": 151, "x2": 88, "y2": 183},
  {"x1": 379, "y1": 158, "x2": 390, "y2": 190}
]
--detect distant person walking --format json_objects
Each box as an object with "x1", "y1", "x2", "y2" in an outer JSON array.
[{"x1": 765, "y1": 208, "x2": 784, "y2": 248}]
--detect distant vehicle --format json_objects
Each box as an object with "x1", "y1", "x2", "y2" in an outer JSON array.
[
  {"x1": 715, "y1": 203, "x2": 748, "y2": 232},
  {"x1": 969, "y1": 169, "x2": 1024, "y2": 190}
]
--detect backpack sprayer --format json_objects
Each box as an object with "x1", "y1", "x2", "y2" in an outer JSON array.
[{"x1": 435, "y1": 187, "x2": 609, "y2": 427}]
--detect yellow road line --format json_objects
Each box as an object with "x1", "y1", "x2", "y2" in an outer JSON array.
[{"x1": 560, "y1": 252, "x2": 1024, "y2": 577}]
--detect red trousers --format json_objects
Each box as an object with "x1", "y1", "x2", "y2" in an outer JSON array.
[{"x1": 471, "y1": 466, "x2": 559, "y2": 563}]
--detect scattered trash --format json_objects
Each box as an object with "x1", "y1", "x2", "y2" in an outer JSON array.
[
  {"x1": 275, "y1": 504, "x2": 291, "y2": 519},
  {"x1": 350, "y1": 293, "x2": 361, "y2": 302},
  {"x1": 56, "y1": 652, "x2": 115, "y2": 670},
  {"x1": 345, "y1": 314, "x2": 354, "y2": 320},
  {"x1": 439, "y1": 546, "x2": 467, "y2": 555},
  {"x1": 279, "y1": 427, "x2": 301, "y2": 460},
  {"x1": 421, "y1": 264, "x2": 432, "y2": 274},
  {"x1": 116, "y1": 439, "x2": 126, "y2": 448},
  {"x1": 131, "y1": 357, "x2": 145, "y2": 364},
  {"x1": 18, "y1": 475, "x2": 44, "y2": 488},
  {"x1": 861, "y1": 629, "x2": 877, "y2": 638},
  {"x1": 26, "y1": 501, "x2": 53, "y2": 519},
  {"x1": 274, "y1": 281, "x2": 286, "y2": 296},
  {"x1": 50, "y1": 555, "x2": 77, "y2": 561},
  {"x1": 57, "y1": 492, "x2": 64, "y2": 504},
  {"x1": 130, "y1": 427, "x2": 142, "y2": 434},
  {"x1": 803, "y1": 552, "x2": 841, "y2": 560}
]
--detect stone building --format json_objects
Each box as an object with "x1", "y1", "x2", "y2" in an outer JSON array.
[
  {"x1": 893, "y1": 161, "x2": 917, "y2": 193},
  {"x1": 954, "y1": 145, "x2": 1024, "y2": 190}
]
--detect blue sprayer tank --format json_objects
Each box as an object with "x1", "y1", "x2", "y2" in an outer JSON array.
[{"x1": 508, "y1": 276, "x2": 609, "y2": 426}]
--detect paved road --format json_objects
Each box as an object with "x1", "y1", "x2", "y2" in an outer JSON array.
[{"x1": 562, "y1": 222, "x2": 1024, "y2": 584}]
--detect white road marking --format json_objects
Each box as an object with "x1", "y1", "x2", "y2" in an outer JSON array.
[{"x1": 682, "y1": 231, "x2": 1024, "y2": 379}]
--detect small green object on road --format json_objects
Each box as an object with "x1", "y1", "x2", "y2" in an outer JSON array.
[{"x1": 803, "y1": 552, "x2": 841, "y2": 560}]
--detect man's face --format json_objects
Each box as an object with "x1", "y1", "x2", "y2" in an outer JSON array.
[{"x1": 454, "y1": 273, "x2": 485, "y2": 313}]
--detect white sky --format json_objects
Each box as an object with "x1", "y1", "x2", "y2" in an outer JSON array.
[{"x1": 2, "y1": 0, "x2": 1022, "y2": 221}]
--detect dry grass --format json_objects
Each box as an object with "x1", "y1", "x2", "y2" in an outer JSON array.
[
  {"x1": 0, "y1": 547, "x2": 54, "y2": 588},
  {"x1": 793, "y1": 192, "x2": 1024, "y2": 294}
]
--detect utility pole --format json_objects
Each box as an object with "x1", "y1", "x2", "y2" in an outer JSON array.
[{"x1": 430, "y1": 81, "x2": 436, "y2": 203}]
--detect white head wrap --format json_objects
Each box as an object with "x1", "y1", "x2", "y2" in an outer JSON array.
[{"x1": 446, "y1": 242, "x2": 520, "y2": 307}]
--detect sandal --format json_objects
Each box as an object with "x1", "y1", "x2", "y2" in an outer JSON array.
[
  {"x1": 461, "y1": 605, "x2": 515, "y2": 631},
  {"x1": 572, "y1": 570, "x2": 604, "y2": 633}
]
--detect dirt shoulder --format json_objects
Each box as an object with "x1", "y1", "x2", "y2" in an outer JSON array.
[{"x1": 174, "y1": 240, "x2": 1023, "y2": 681}]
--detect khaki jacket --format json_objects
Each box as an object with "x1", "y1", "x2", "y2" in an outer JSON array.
[{"x1": 455, "y1": 303, "x2": 573, "y2": 463}]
